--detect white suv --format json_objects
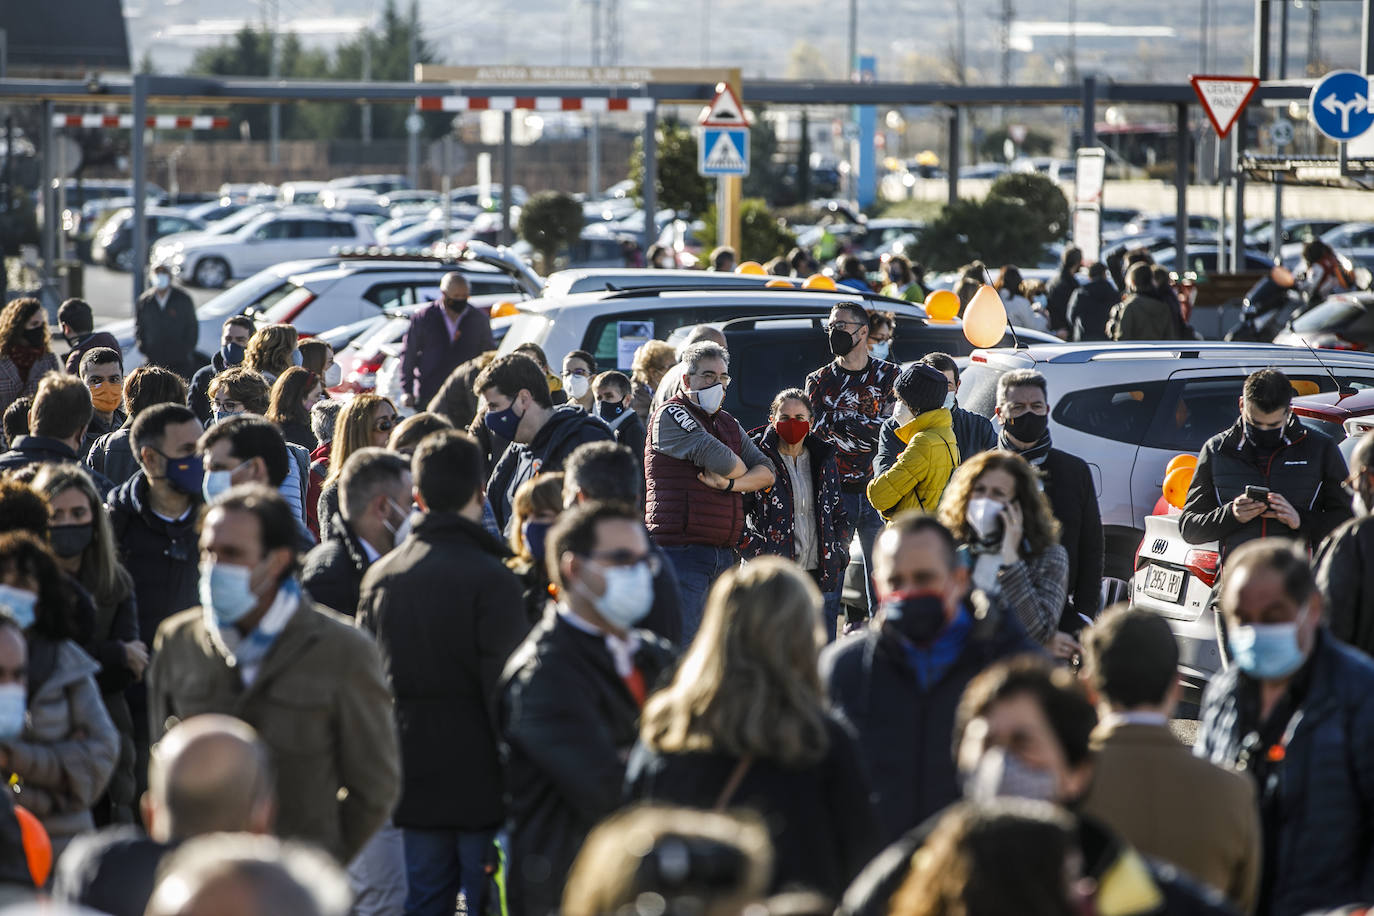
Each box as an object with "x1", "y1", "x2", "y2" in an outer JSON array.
[
  {"x1": 958, "y1": 342, "x2": 1374, "y2": 579},
  {"x1": 169, "y1": 208, "x2": 376, "y2": 288}
]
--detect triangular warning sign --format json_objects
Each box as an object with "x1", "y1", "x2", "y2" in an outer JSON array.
[
  {"x1": 704, "y1": 131, "x2": 747, "y2": 170},
  {"x1": 1190, "y1": 75, "x2": 1261, "y2": 139},
  {"x1": 699, "y1": 83, "x2": 748, "y2": 126}
]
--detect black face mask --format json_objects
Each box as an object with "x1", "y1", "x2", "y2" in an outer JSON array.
[
  {"x1": 597, "y1": 400, "x2": 626, "y2": 422},
  {"x1": 828, "y1": 327, "x2": 858, "y2": 358},
  {"x1": 881, "y1": 590, "x2": 950, "y2": 647},
  {"x1": 50, "y1": 523, "x2": 93, "y2": 559},
  {"x1": 443, "y1": 297, "x2": 469, "y2": 313},
  {"x1": 21, "y1": 327, "x2": 44, "y2": 348},
  {"x1": 1245, "y1": 421, "x2": 1285, "y2": 450},
  {"x1": 220, "y1": 342, "x2": 246, "y2": 366},
  {"x1": 1005, "y1": 410, "x2": 1049, "y2": 444}
]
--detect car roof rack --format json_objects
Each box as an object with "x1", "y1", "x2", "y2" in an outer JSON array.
[{"x1": 594, "y1": 284, "x2": 913, "y2": 306}]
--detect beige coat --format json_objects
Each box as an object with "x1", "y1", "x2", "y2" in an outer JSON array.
[
  {"x1": 1081, "y1": 719, "x2": 1261, "y2": 915},
  {"x1": 147, "y1": 594, "x2": 400, "y2": 863}
]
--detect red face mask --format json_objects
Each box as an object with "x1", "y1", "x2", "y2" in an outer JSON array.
[{"x1": 775, "y1": 418, "x2": 811, "y2": 445}]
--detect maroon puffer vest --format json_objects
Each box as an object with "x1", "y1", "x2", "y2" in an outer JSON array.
[{"x1": 644, "y1": 396, "x2": 745, "y2": 547}]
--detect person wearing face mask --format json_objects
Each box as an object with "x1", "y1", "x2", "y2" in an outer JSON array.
[
  {"x1": 31, "y1": 463, "x2": 144, "y2": 828},
  {"x1": 499, "y1": 501, "x2": 677, "y2": 916},
  {"x1": 1315, "y1": 430, "x2": 1374, "y2": 657},
  {"x1": 134, "y1": 266, "x2": 198, "y2": 377},
  {"x1": 0, "y1": 373, "x2": 112, "y2": 496},
  {"x1": 147, "y1": 485, "x2": 399, "y2": 865},
  {"x1": 0, "y1": 531, "x2": 119, "y2": 858},
  {"x1": 915, "y1": 352, "x2": 996, "y2": 461},
  {"x1": 1197, "y1": 539, "x2": 1374, "y2": 916},
  {"x1": 297, "y1": 339, "x2": 339, "y2": 391},
  {"x1": 188, "y1": 317, "x2": 254, "y2": 426},
  {"x1": 0, "y1": 298, "x2": 61, "y2": 419},
  {"x1": 477, "y1": 354, "x2": 613, "y2": 534},
  {"x1": 992, "y1": 369, "x2": 1102, "y2": 636},
  {"x1": 821, "y1": 515, "x2": 1038, "y2": 848},
  {"x1": 592, "y1": 371, "x2": 646, "y2": 467},
  {"x1": 627, "y1": 558, "x2": 881, "y2": 900},
  {"x1": 58, "y1": 299, "x2": 121, "y2": 377},
  {"x1": 356, "y1": 431, "x2": 526, "y2": 915},
  {"x1": 844, "y1": 656, "x2": 1236, "y2": 916},
  {"x1": 0, "y1": 611, "x2": 57, "y2": 902},
  {"x1": 561, "y1": 350, "x2": 597, "y2": 414},
  {"x1": 198, "y1": 415, "x2": 316, "y2": 553},
  {"x1": 301, "y1": 449, "x2": 412, "y2": 618},
  {"x1": 505, "y1": 474, "x2": 565, "y2": 628},
  {"x1": 1182, "y1": 368, "x2": 1350, "y2": 562},
  {"x1": 399, "y1": 273, "x2": 496, "y2": 411},
  {"x1": 645, "y1": 341, "x2": 775, "y2": 641},
  {"x1": 77, "y1": 348, "x2": 126, "y2": 458},
  {"x1": 866, "y1": 311, "x2": 896, "y2": 361},
  {"x1": 86, "y1": 366, "x2": 187, "y2": 491},
  {"x1": 868, "y1": 364, "x2": 959, "y2": 521},
  {"x1": 878, "y1": 254, "x2": 924, "y2": 303},
  {"x1": 742, "y1": 389, "x2": 851, "y2": 639}
]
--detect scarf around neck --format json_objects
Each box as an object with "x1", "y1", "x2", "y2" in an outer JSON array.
[{"x1": 999, "y1": 427, "x2": 1053, "y2": 467}]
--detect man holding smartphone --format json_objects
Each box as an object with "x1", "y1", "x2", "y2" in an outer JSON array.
[{"x1": 1180, "y1": 368, "x2": 1351, "y2": 557}]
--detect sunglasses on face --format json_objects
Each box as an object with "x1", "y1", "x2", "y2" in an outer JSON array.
[{"x1": 373, "y1": 415, "x2": 399, "y2": 432}]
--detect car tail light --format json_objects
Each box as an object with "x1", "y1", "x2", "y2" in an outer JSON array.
[
  {"x1": 279, "y1": 293, "x2": 317, "y2": 325},
  {"x1": 490, "y1": 301, "x2": 519, "y2": 318},
  {"x1": 1184, "y1": 549, "x2": 1220, "y2": 588},
  {"x1": 338, "y1": 351, "x2": 385, "y2": 393},
  {"x1": 970, "y1": 354, "x2": 987, "y2": 363}
]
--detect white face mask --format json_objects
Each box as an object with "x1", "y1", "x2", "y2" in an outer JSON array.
[
  {"x1": 324, "y1": 363, "x2": 342, "y2": 388},
  {"x1": 382, "y1": 499, "x2": 413, "y2": 550},
  {"x1": 942, "y1": 391, "x2": 957, "y2": 410},
  {"x1": 966, "y1": 497, "x2": 1005, "y2": 542},
  {"x1": 692, "y1": 382, "x2": 726, "y2": 414},
  {"x1": 0, "y1": 683, "x2": 26, "y2": 740},
  {"x1": 564, "y1": 374, "x2": 591, "y2": 400}
]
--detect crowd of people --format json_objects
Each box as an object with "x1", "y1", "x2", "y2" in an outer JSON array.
[{"x1": 0, "y1": 247, "x2": 1369, "y2": 916}]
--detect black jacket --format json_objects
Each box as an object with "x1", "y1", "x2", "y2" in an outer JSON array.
[
  {"x1": 1068, "y1": 278, "x2": 1121, "y2": 342},
  {"x1": 1315, "y1": 515, "x2": 1374, "y2": 657},
  {"x1": 610, "y1": 410, "x2": 647, "y2": 466},
  {"x1": 0, "y1": 436, "x2": 114, "y2": 497},
  {"x1": 1180, "y1": 416, "x2": 1350, "y2": 556},
  {"x1": 188, "y1": 352, "x2": 227, "y2": 425},
  {"x1": 301, "y1": 516, "x2": 374, "y2": 617},
  {"x1": 1035, "y1": 447, "x2": 1104, "y2": 627},
  {"x1": 52, "y1": 827, "x2": 169, "y2": 916},
  {"x1": 1045, "y1": 268, "x2": 1078, "y2": 334},
  {"x1": 81, "y1": 408, "x2": 127, "y2": 461},
  {"x1": 85, "y1": 426, "x2": 140, "y2": 491},
  {"x1": 1197, "y1": 630, "x2": 1374, "y2": 916},
  {"x1": 105, "y1": 472, "x2": 202, "y2": 645},
  {"x1": 499, "y1": 613, "x2": 675, "y2": 916},
  {"x1": 820, "y1": 602, "x2": 1040, "y2": 844},
  {"x1": 357, "y1": 512, "x2": 529, "y2": 830},
  {"x1": 134, "y1": 287, "x2": 198, "y2": 374},
  {"x1": 625, "y1": 715, "x2": 882, "y2": 899},
  {"x1": 488, "y1": 405, "x2": 614, "y2": 531}
]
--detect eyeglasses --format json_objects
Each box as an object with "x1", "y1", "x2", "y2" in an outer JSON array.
[
  {"x1": 1005, "y1": 403, "x2": 1049, "y2": 417},
  {"x1": 689, "y1": 371, "x2": 730, "y2": 387},
  {"x1": 213, "y1": 399, "x2": 244, "y2": 413},
  {"x1": 374, "y1": 415, "x2": 399, "y2": 432},
  {"x1": 587, "y1": 550, "x2": 662, "y2": 574},
  {"x1": 825, "y1": 320, "x2": 863, "y2": 333},
  {"x1": 564, "y1": 368, "x2": 591, "y2": 378}
]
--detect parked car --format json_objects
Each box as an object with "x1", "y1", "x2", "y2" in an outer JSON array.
[
  {"x1": 150, "y1": 203, "x2": 286, "y2": 268},
  {"x1": 325, "y1": 174, "x2": 412, "y2": 195},
  {"x1": 167, "y1": 209, "x2": 377, "y2": 288},
  {"x1": 1273, "y1": 292, "x2": 1374, "y2": 351},
  {"x1": 278, "y1": 181, "x2": 326, "y2": 206},
  {"x1": 541, "y1": 267, "x2": 780, "y2": 298},
  {"x1": 1151, "y1": 246, "x2": 1275, "y2": 274},
  {"x1": 958, "y1": 342, "x2": 1374, "y2": 580},
  {"x1": 184, "y1": 199, "x2": 252, "y2": 224},
  {"x1": 319, "y1": 188, "x2": 389, "y2": 219},
  {"x1": 1280, "y1": 222, "x2": 1374, "y2": 273},
  {"x1": 91, "y1": 207, "x2": 206, "y2": 271},
  {"x1": 1244, "y1": 218, "x2": 1345, "y2": 254},
  {"x1": 1122, "y1": 213, "x2": 1222, "y2": 237}
]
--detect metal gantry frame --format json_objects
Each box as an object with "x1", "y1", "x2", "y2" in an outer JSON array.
[{"x1": 0, "y1": 73, "x2": 1324, "y2": 311}]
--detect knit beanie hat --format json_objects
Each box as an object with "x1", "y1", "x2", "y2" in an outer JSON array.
[{"x1": 895, "y1": 363, "x2": 949, "y2": 414}]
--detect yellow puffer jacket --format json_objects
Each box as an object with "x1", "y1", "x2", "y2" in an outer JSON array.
[{"x1": 866, "y1": 408, "x2": 960, "y2": 520}]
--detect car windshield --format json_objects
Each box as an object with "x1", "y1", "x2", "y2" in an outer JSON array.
[
  {"x1": 955, "y1": 363, "x2": 1005, "y2": 418},
  {"x1": 257, "y1": 285, "x2": 314, "y2": 323},
  {"x1": 1291, "y1": 299, "x2": 1364, "y2": 333}
]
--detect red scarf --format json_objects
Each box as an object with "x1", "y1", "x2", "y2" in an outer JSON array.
[{"x1": 5, "y1": 345, "x2": 44, "y2": 382}]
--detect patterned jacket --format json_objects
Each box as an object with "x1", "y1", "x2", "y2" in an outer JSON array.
[
  {"x1": 741, "y1": 427, "x2": 852, "y2": 593},
  {"x1": 805, "y1": 357, "x2": 899, "y2": 486}
]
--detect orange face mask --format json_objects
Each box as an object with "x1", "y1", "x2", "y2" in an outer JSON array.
[{"x1": 89, "y1": 380, "x2": 123, "y2": 414}]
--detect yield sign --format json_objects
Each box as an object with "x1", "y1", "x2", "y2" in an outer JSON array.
[
  {"x1": 1190, "y1": 75, "x2": 1261, "y2": 139},
  {"x1": 699, "y1": 82, "x2": 748, "y2": 127}
]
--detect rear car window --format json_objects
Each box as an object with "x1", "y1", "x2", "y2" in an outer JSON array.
[
  {"x1": 1291, "y1": 300, "x2": 1364, "y2": 333},
  {"x1": 1054, "y1": 382, "x2": 1166, "y2": 445},
  {"x1": 1145, "y1": 372, "x2": 1344, "y2": 453},
  {"x1": 956, "y1": 364, "x2": 1006, "y2": 418}
]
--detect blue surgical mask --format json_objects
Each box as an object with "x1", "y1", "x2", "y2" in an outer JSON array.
[
  {"x1": 156, "y1": 449, "x2": 205, "y2": 498},
  {"x1": 1228, "y1": 611, "x2": 1309, "y2": 680},
  {"x1": 0, "y1": 684, "x2": 26, "y2": 740},
  {"x1": 292, "y1": 349, "x2": 303, "y2": 367},
  {"x1": 211, "y1": 408, "x2": 241, "y2": 426},
  {"x1": 220, "y1": 342, "x2": 246, "y2": 366},
  {"x1": 483, "y1": 400, "x2": 524, "y2": 441},
  {"x1": 202, "y1": 461, "x2": 247, "y2": 504},
  {"x1": 0, "y1": 585, "x2": 37, "y2": 631},
  {"x1": 943, "y1": 391, "x2": 957, "y2": 410},
  {"x1": 871, "y1": 340, "x2": 892, "y2": 360},
  {"x1": 154, "y1": 273, "x2": 171, "y2": 291},
  {"x1": 199, "y1": 560, "x2": 260, "y2": 628},
  {"x1": 522, "y1": 520, "x2": 551, "y2": 563}
]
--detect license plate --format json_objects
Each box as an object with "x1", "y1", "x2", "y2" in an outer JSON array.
[{"x1": 1142, "y1": 565, "x2": 1184, "y2": 603}]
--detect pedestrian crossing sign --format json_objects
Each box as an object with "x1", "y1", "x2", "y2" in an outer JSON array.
[{"x1": 699, "y1": 127, "x2": 750, "y2": 177}]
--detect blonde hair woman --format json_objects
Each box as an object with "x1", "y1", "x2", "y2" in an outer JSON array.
[
  {"x1": 937, "y1": 450, "x2": 1071, "y2": 655},
  {"x1": 244, "y1": 323, "x2": 298, "y2": 385},
  {"x1": 626, "y1": 557, "x2": 880, "y2": 898},
  {"x1": 629, "y1": 339, "x2": 677, "y2": 423},
  {"x1": 316, "y1": 394, "x2": 397, "y2": 537}
]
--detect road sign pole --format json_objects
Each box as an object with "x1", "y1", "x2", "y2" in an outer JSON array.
[
  {"x1": 725, "y1": 68, "x2": 742, "y2": 257},
  {"x1": 642, "y1": 108, "x2": 658, "y2": 255},
  {"x1": 39, "y1": 99, "x2": 53, "y2": 286},
  {"x1": 131, "y1": 73, "x2": 148, "y2": 311},
  {"x1": 1175, "y1": 102, "x2": 1188, "y2": 267}
]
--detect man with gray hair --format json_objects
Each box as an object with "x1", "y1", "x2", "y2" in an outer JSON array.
[
  {"x1": 53, "y1": 714, "x2": 276, "y2": 916},
  {"x1": 645, "y1": 340, "x2": 775, "y2": 638},
  {"x1": 145, "y1": 834, "x2": 352, "y2": 916}
]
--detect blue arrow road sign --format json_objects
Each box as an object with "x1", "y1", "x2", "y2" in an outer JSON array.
[
  {"x1": 1310, "y1": 70, "x2": 1374, "y2": 141},
  {"x1": 698, "y1": 127, "x2": 750, "y2": 177}
]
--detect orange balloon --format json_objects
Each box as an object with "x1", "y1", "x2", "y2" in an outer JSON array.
[
  {"x1": 765, "y1": 278, "x2": 794, "y2": 288},
  {"x1": 735, "y1": 261, "x2": 766, "y2": 275},
  {"x1": 963, "y1": 285, "x2": 1007, "y2": 348},
  {"x1": 1165, "y1": 454, "x2": 1198, "y2": 477},
  {"x1": 924, "y1": 288, "x2": 960, "y2": 322},
  {"x1": 13, "y1": 806, "x2": 50, "y2": 888},
  {"x1": 1163, "y1": 465, "x2": 1195, "y2": 511},
  {"x1": 803, "y1": 274, "x2": 837, "y2": 290}
]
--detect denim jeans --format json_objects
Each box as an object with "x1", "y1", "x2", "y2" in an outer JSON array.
[
  {"x1": 660, "y1": 544, "x2": 736, "y2": 643},
  {"x1": 402, "y1": 827, "x2": 496, "y2": 916},
  {"x1": 837, "y1": 489, "x2": 886, "y2": 616},
  {"x1": 348, "y1": 820, "x2": 406, "y2": 916},
  {"x1": 808, "y1": 569, "x2": 845, "y2": 642}
]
